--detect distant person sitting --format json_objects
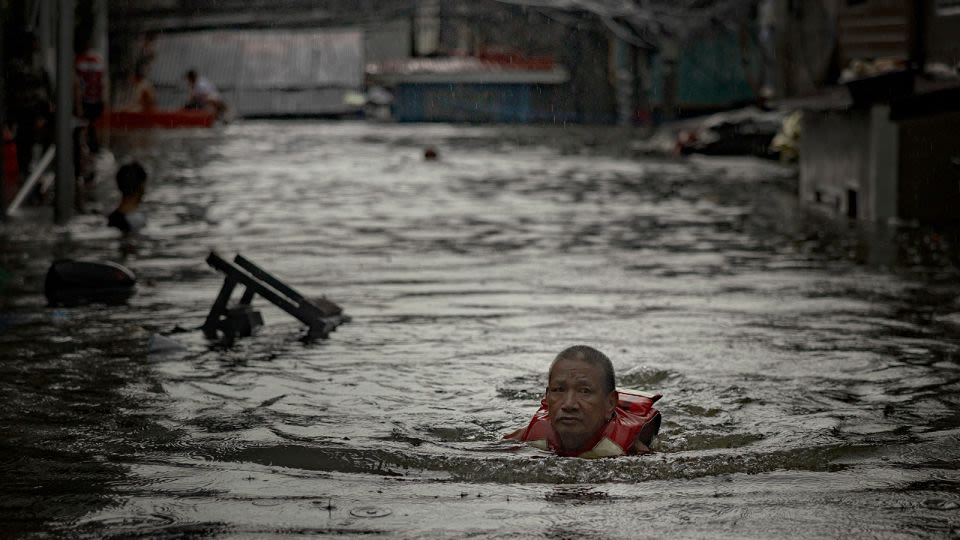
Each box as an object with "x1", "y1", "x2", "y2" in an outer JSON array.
[
  {"x1": 184, "y1": 69, "x2": 226, "y2": 117},
  {"x1": 107, "y1": 162, "x2": 148, "y2": 234}
]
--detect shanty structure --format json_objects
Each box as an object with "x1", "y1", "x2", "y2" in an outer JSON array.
[{"x1": 148, "y1": 29, "x2": 364, "y2": 118}]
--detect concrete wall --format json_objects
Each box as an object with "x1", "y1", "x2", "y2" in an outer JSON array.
[
  {"x1": 801, "y1": 105, "x2": 960, "y2": 224},
  {"x1": 800, "y1": 109, "x2": 872, "y2": 218}
]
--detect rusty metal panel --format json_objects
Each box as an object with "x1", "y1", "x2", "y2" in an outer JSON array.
[{"x1": 838, "y1": 0, "x2": 909, "y2": 61}]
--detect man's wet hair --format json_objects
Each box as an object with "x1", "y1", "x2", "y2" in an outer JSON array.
[
  {"x1": 116, "y1": 162, "x2": 147, "y2": 197},
  {"x1": 185, "y1": 69, "x2": 197, "y2": 81},
  {"x1": 551, "y1": 345, "x2": 616, "y2": 394}
]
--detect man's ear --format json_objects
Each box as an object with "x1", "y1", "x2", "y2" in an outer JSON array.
[{"x1": 606, "y1": 389, "x2": 619, "y2": 413}]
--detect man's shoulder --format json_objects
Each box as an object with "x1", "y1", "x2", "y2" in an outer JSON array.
[{"x1": 107, "y1": 209, "x2": 130, "y2": 232}]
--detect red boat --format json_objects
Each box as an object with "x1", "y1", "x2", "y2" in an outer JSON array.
[{"x1": 98, "y1": 109, "x2": 216, "y2": 129}]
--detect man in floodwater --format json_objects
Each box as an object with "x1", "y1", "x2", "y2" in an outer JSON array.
[
  {"x1": 107, "y1": 162, "x2": 148, "y2": 235},
  {"x1": 505, "y1": 345, "x2": 661, "y2": 458}
]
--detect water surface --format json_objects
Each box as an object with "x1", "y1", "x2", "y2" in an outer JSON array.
[{"x1": 1, "y1": 122, "x2": 959, "y2": 538}]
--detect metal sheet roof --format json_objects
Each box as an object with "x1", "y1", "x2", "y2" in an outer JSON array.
[
  {"x1": 237, "y1": 30, "x2": 364, "y2": 89},
  {"x1": 367, "y1": 57, "x2": 569, "y2": 85}
]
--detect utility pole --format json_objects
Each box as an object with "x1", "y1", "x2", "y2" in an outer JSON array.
[
  {"x1": 909, "y1": 0, "x2": 928, "y2": 74},
  {"x1": 0, "y1": 8, "x2": 6, "y2": 222},
  {"x1": 93, "y1": 0, "x2": 110, "y2": 148},
  {"x1": 55, "y1": 0, "x2": 75, "y2": 225}
]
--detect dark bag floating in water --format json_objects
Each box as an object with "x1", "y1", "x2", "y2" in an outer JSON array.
[
  {"x1": 44, "y1": 260, "x2": 137, "y2": 306},
  {"x1": 202, "y1": 251, "x2": 350, "y2": 342}
]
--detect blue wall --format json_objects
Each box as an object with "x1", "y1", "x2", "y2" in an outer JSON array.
[{"x1": 394, "y1": 83, "x2": 536, "y2": 123}]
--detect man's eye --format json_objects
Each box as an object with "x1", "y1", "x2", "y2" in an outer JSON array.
[{"x1": 579, "y1": 388, "x2": 592, "y2": 394}]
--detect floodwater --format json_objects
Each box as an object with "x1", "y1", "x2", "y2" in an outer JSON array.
[{"x1": 1, "y1": 121, "x2": 960, "y2": 539}]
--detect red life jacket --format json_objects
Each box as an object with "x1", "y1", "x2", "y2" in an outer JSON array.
[
  {"x1": 506, "y1": 389, "x2": 662, "y2": 458},
  {"x1": 75, "y1": 52, "x2": 105, "y2": 105}
]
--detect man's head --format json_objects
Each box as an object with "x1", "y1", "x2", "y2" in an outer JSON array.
[
  {"x1": 116, "y1": 162, "x2": 147, "y2": 199},
  {"x1": 545, "y1": 345, "x2": 618, "y2": 453},
  {"x1": 185, "y1": 69, "x2": 197, "y2": 84},
  {"x1": 132, "y1": 60, "x2": 150, "y2": 82}
]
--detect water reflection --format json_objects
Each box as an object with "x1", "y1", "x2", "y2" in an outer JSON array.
[{"x1": 0, "y1": 121, "x2": 959, "y2": 537}]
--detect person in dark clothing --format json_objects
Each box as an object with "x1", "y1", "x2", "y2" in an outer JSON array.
[
  {"x1": 107, "y1": 162, "x2": 147, "y2": 234},
  {"x1": 6, "y1": 32, "x2": 53, "y2": 183},
  {"x1": 75, "y1": 33, "x2": 106, "y2": 155}
]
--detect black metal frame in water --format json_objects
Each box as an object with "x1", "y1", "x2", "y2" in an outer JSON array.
[{"x1": 202, "y1": 251, "x2": 350, "y2": 343}]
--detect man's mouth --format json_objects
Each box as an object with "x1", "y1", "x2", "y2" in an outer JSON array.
[{"x1": 555, "y1": 417, "x2": 580, "y2": 425}]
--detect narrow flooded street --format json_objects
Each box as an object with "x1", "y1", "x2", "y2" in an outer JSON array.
[{"x1": 2, "y1": 121, "x2": 959, "y2": 538}]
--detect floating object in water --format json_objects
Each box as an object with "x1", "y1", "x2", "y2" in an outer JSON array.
[
  {"x1": 202, "y1": 251, "x2": 350, "y2": 342},
  {"x1": 148, "y1": 334, "x2": 186, "y2": 354},
  {"x1": 44, "y1": 259, "x2": 136, "y2": 306},
  {"x1": 424, "y1": 147, "x2": 438, "y2": 160}
]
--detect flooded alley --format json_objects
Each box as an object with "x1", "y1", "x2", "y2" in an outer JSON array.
[{"x1": 1, "y1": 122, "x2": 959, "y2": 538}]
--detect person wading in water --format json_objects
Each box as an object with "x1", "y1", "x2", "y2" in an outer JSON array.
[{"x1": 505, "y1": 345, "x2": 662, "y2": 458}]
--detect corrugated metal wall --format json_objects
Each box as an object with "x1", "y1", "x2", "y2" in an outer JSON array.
[
  {"x1": 149, "y1": 29, "x2": 364, "y2": 117},
  {"x1": 838, "y1": 0, "x2": 910, "y2": 62},
  {"x1": 929, "y1": 0, "x2": 960, "y2": 67}
]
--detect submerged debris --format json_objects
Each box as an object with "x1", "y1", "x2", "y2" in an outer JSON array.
[{"x1": 201, "y1": 251, "x2": 350, "y2": 343}]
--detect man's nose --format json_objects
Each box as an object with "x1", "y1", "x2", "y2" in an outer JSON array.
[{"x1": 559, "y1": 391, "x2": 579, "y2": 410}]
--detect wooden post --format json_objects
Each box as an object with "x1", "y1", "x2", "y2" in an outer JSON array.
[{"x1": 54, "y1": 0, "x2": 75, "y2": 225}]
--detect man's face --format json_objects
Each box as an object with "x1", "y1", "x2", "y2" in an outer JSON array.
[{"x1": 546, "y1": 357, "x2": 617, "y2": 453}]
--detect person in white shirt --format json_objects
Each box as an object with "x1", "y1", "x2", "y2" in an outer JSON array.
[{"x1": 184, "y1": 69, "x2": 226, "y2": 117}]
